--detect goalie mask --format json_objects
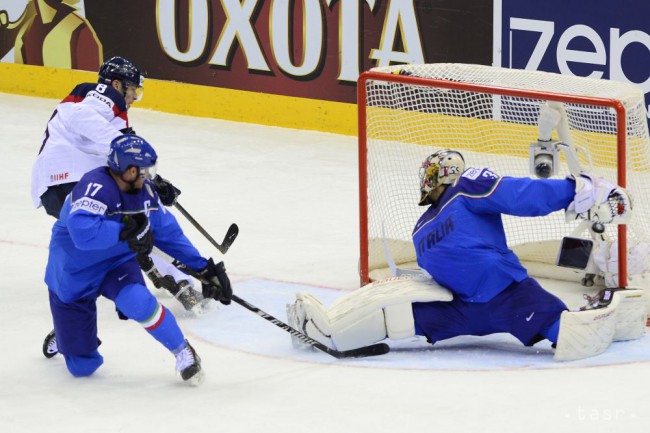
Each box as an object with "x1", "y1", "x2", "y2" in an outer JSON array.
[{"x1": 419, "y1": 150, "x2": 465, "y2": 206}]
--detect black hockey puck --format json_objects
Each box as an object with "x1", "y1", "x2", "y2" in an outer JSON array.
[{"x1": 592, "y1": 222, "x2": 605, "y2": 234}]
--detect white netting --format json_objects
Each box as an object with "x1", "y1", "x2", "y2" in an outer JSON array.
[{"x1": 360, "y1": 63, "x2": 650, "y2": 284}]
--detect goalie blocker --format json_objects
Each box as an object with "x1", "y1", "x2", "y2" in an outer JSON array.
[{"x1": 287, "y1": 277, "x2": 646, "y2": 361}]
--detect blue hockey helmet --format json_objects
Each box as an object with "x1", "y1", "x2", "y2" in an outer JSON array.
[
  {"x1": 98, "y1": 56, "x2": 144, "y2": 99},
  {"x1": 107, "y1": 135, "x2": 157, "y2": 179}
]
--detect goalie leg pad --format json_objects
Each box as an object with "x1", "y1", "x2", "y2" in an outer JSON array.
[
  {"x1": 610, "y1": 289, "x2": 646, "y2": 341},
  {"x1": 328, "y1": 276, "x2": 452, "y2": 322},
  {"x1": 328, "y1": 276, "x2": 452, "y2": 351},
  {"x1": 329, "y1": 302, "x2": 417, "y2": 351},
  {"x1": 331, "y1": 309, "x2": 388, "y2": 351},
  {"x1": 384, "y1": 303, "x2": 417, "y2": 339},
  {"x1": 289, "y1": 277, "x2": 453, "y2": 352},
  {"x1": 554, "y1": 293, "x2": 620, "y2": 361}
]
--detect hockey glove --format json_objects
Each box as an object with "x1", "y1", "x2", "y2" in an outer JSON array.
[
  {"x1": 152, "y1": 175, "x2": 181, "y2": 206},
  {"x1": 199, "y1": 258, "x2": 232, "y2": 305},
  {"x1": 120, "y1": 214, "x2": 154, "y2": 255},
  {"x1": 566, "y1": 174, "x2": 632, "y2": 225}
]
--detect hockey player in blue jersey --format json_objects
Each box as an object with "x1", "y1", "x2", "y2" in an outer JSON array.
[
  {"x1": 44, "y1": 135, "x2": 231, "y2": 384},
  {"x1": 286, "y1": 106, "x2": 643, "y2": 360},
  {"x1": 408, "y1": 149, "x2": 570, "y2": 346},
  {"x1": 287, "y1": 150, "x2": 570, "y2": 350}
]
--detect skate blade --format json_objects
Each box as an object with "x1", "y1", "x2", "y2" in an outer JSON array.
[
  {"x1": 185, "y1": 369, "x2": 205, "y2": 387},
  {"x1": 190, "y1": 299, "x2": 218, "y2": 316}
]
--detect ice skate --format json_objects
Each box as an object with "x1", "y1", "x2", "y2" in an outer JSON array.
[
  {"x1": 286, "y1": 300, "x2": 313, "y2": 350},
  {"x1": 156, "y1": 276, "x2": 213, "y2": 315},
  {"x1": 172, "y1": 279, "x2": 214, "y2": 315},
  {"x1": 175, "y1": 340, "x2": 204, "y2": 386},
  {"x1": 43, "y1": 330, "x2": 58, "y2": 358},
  {"x1": 579, "y1": 288, "x2": 611, "y2": 311},
  {"x1": 43, "y1": 330, "x2": 102, "y2": 358}
]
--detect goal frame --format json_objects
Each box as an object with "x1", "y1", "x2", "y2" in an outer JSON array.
[{"x1": 357, "y1": 70, "x2": 629, "y2": 287}]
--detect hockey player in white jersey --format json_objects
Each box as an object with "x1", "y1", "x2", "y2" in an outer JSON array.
[
  {"x1": 32, "y1": 57, "x2": 178, "y2": 215},
  {"x1": 33, "y1": 57, "x2": 211, "y2": 358},
  {"x1": 31, "y1": 56, "x2": 144, "y2": 215}
]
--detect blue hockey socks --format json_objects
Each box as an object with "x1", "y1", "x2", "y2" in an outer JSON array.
[
  {"x1": 114, "y1": 283, "x2": 185, "y2": 352},
  {"x1": 541, "y1": 318, "x2": 561, "y2": 344}
]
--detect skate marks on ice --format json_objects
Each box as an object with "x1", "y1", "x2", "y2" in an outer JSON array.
[{"x1": 185, "y1": 279, "x2": 650, "y2": 371}]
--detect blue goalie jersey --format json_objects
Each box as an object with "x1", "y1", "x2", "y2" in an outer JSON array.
[
  {"x1": 412, "y1": 167, "x2": 575, "y2": 303},
  {"x1": 45, "y1": 167, "x2": 207, "y2": 302}
]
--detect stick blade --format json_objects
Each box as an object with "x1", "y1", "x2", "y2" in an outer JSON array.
[
  {"x1": 217, "y1": 223, "x2": 239, "y2": 253},
  {"x1": 333, "y1": 343, "x2": 390, "y2": 359}
]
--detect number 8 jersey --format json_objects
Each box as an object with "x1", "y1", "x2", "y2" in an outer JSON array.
[{"x1": 30, "y1": 82, "x2": 130, "y2": 208}]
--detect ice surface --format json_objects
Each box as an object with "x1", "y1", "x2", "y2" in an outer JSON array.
[{"x1": 1, "y1": 92, "x2": 649, "y2": 433}]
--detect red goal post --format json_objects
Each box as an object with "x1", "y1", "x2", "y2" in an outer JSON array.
[{"x1": 358, "y1": 64, "x2": 650, "y2": 288}]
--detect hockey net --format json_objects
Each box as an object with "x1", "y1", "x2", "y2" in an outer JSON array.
[{"x1": 358, "y1": 63, "x2": 650, "y2": 289}]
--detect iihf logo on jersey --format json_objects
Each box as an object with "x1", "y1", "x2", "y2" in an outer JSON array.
[{"x1": 50, "y1": 172, "x2": 70, "y2": 182}]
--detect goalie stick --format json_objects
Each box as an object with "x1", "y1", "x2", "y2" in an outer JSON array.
[
  {"x1": 170, "y1": 259, "x2": 390, "y2": 359},
  {"x1": 174, "y1": 201, "x2": 239, "y2": 254},
  {"x1": 382, "y1": 220, "x2": 423, "y2": 278}
]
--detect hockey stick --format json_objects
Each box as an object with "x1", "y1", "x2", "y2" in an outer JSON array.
[
  {"x1": 381, "y1": 221, "x2": 422, "y2": 278},
  {"x1": 173, "y1": 202, "x2": 239, "y2": 254},
  {"x1": 227, "y1": 294, "x2": 390, "y2": 359},
  {"x1": 170, "y1": 259, "x2": 390, "y2": 359}
]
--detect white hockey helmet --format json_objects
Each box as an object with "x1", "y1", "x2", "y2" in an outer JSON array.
[{"x1": 419, "y1": 149, "x2": 465, "y2": 205}]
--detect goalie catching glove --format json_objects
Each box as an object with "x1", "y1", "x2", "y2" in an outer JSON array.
[
  {"x1": 199, "y1": 258, "x2": 232, "y2": 305},
  {"x1": 566, "y1": 173, "x2": 632, "y2": 225},
  {"x1": 152, "y1": 175, "x2": 181, "y2": 206}
]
